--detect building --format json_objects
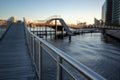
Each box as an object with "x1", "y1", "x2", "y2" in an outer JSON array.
[
  {"x1": 102, "y1": 2, "x2": 106, "y2": 25},
  {"x1": 112, "y1": 0, "x2": 120, "y2": 26},
  {"x1": 0, "y1": 20, "x2": 6, "y2": 25},
  {"x1": 102, "y1": 0, "x2": 120, "y2": 26},
  {"x1": 94, "y1": 18, "x2": 102, "y2": 26},
  {"x1": 77, "y1": 22, "x2": 86, "y2": 27},
  {"x1": 102, "y1": 0, "x2": 112, "y2": 26}
]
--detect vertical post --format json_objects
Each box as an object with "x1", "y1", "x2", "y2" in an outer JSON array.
[
  {"x1": 55, "y1": 19, "x2": 57, "y2": 39},
  {"x1": 38, "y1": 26, "x2": 39, "y2": 36},
  {"x1": 45, "y1": 26, "x2": 47, "y2": 39},
  {"x1": 26, "y1": 29, "x2": 28, "y2": 43},
  {"x1": 102, "y1": 28, "x2": 106, "y2": 35},
  {"x1": 30, "y1": 35, "x2": 32, "y2": 56},
  {"x1": 69, "y1": 36, "x2": 71, "y2": 42},
  {"x1": 37, "y1": 26, "x2": 38, "y2": 36},
  {"x1": 42, "y1": 27, "x2": 43, "y2": 38},
  {"x1": 50, "y1": 26, "x2": 52, "y2": 39},
  {"x1": 50, "y1": 26, "x2": 51, "y2": 38},
  {"x1": 30, "y1": 24, "x2": 32, "y2": 32},
  {"x1": 33, "y1": 24, "x2": 34, "y2": 34},
  {"x1": 33, "y1": 26, "x2": 34, "y2": 34},
  {"x1": 40, "y1": 27, "x2": 42, "y2": 37},
  {"x1": 0, "y1": 27, "x2": 1, "y2": 37},
  {"x1": 57, "y1": 56, "x2": 62, "y2": 80},
  {"x1": 38, "y1": 41, "x2": 42, "y2": 80},
  {"x1": 40, "y1": 42, "x2": 42, "y2": 80},
  {"x1": 61, "y1": 27, "x2": 64, "y2": 39},
  {"x1": 29, "y1": 33, "x2": 31, "y2": 54}
]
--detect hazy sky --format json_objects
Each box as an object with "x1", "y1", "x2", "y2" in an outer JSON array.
[{"x1": 0, "y1": 0, "x2": 105, "y2": 24}]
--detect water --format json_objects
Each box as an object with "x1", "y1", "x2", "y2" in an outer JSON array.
[{"x1": 45, "y1": 33, "x2": 120, "y2": 80}]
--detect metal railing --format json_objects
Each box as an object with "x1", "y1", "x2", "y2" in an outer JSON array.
[{"x1": 24, "y1": 18, "x2": 106, "y2": 80}]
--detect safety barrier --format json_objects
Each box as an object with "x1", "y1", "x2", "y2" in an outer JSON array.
[{"x1": 24, "y1": 18, "x2": 105, "y2": 80}]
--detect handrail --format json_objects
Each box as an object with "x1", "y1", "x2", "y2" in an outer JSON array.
[{"x1": 23, "y1": 18, "x2": 106, "y2": 80}]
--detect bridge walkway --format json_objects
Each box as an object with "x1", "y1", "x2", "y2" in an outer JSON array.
[{"x1": 0, "y1": 22, "x2": 37, "y2": 80}]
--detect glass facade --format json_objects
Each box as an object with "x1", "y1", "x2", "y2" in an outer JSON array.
[
  {"x1": 102, "y1": 0, "x2": 120, "y2": 26},
  {"x1": 112, "y1": 0, "x2": 120, "y2": 26},
  {"x1": 102, "y1": 1, "x2": 107, "y2": 25}
]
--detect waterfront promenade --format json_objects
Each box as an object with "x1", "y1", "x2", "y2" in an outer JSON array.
[{"x1": 0, "y1": 22, "x2": 36, "y2": 80}]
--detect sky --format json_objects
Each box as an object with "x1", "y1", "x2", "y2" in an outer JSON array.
[{"x1": 0, "y1": 0, "x2": 105, "y2": 24}]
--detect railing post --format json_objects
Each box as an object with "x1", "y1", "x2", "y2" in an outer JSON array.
[
  {"x1": 45, "y1": 26, "x2": 47, "y2": 39},
  {"x1": 31, "y1": 35, "x2": 33, "y2": 56},
  {"x1": 57, "y1": 56, "x2": 62, "y2": 80},
  {"x1": 38, "y1": 41, "x2": 41, "y2": 80},
  {"x1": 27, "y1": 31, "x2": 29, "y2": 46},
  {"x1": 29, "y1": 33, "x2": 31, "y2": 54},
  {"x1": 39, "y1": 42, "x2": 42, "y2": 80},
  {"x1": 55, "y1": 19, "x2": 57, "y2": 39}
]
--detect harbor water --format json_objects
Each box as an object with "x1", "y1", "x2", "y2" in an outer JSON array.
[{"x1": 45, "y1": 33, "x2": 120, "y2": 80}]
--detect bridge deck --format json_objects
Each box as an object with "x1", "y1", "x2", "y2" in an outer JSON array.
[{"x1": 0, "y1": 22, "x2": 36, "y2": 80}]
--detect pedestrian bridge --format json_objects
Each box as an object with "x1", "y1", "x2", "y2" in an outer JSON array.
[
  {"x1": 46, "y1": 18, "x2": 73, "y2": 36},
  {"x1": 0, "y1": 22, "x2": 37, "y2": 79},
  {"x1": 0, "y1": 18, "x2": 105, "y2": 80},
  {"x1": 30, "y1": 17, "x2": 73, "y2": 36}
]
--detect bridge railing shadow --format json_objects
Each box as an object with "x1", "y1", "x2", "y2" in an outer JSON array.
[{"x1": 24, "y1": 18, "x2": 106, "y2": 80}]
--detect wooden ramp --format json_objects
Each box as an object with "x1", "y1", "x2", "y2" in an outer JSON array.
[{"x1": 0, "y1": 22, "x2": 37, "y2": 80}]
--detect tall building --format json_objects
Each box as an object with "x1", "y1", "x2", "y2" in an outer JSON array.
[
  {"x1": 102, "y1": 0, "x2": 113, "y2": 26},
  {"x1": 112, "y1": 0, "x2": 120, "y2": 26},
  {"x1": 102, "y1": 0, "x2": 120, "y2": 26},
  {"x1": 102, "y1": 1, "x2": 107, "y2": 25}
]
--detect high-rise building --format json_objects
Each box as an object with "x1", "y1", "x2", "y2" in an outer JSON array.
[
  {"x1": 102, "y1": 1, "x2": 107, "y2": 25},
  {"x1": 102, "y1": 0, "x2": 120, "y2": 26},
  {"x1": 112, "y1": 0, "x2": 120, "y2": 26},
  {"x1": 102, "y1": 0, "x2": 113, "y2": 26}
]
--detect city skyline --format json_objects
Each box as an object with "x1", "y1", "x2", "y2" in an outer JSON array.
[{"x1": 0, "y1": 0, "x2": 105, "y2": 24}]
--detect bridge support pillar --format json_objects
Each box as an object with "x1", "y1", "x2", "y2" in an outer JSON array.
[
  {"x1": 61, "y1": 27, "x2": 64, "y2": 39},
  {"x1": 50, "y1": 26, "x2": 52, "y2": 39},
  {"x1": 69, "y1": 36, "x2": 71, "y2": 41},
  {"x1": 102, "y1": 28, "x2": 106, "y2": 35},
  {"x1": 37, "y1": 26, "x2": 39, "y2": 36},
  {"x1": 45, "y1": 26, "x2": 47, "y2": 39}
]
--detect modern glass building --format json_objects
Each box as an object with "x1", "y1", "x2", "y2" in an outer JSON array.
[
  {"x1": 112, "y1": 0, "x2": 120, "y2": 26},
  {"x1": 102, "y1": 0, "x2": 112, "y2": 26},
  {"x1": 102, "y1": 0, "x2": 120, "y2": 26},
  {"x1": 102, "y1": 1, "x2": 106, "y2": 25}
]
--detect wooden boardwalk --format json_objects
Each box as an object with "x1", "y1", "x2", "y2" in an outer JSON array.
[{"x1": 0, "y1": 22, "x2": 37, "y2": 80}]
